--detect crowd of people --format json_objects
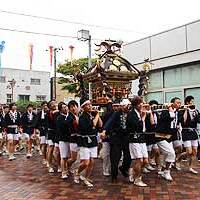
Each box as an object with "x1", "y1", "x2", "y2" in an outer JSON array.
[{"x1": 0, "y1": 95, "x2": 200, "y2": 188}]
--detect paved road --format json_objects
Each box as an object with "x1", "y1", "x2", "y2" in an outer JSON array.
[{"x1": 0, "y1": 152, "x2": 200, "y2": 200}]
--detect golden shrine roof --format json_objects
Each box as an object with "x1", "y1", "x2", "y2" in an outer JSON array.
[{"x1": 82, "y1": 40, "x2": 140, "y2": 82}]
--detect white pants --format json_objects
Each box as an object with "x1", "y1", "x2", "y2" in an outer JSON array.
[
  {"x1": 59, "y1": 141, "x2": 70, "y2": 159},
  {"x1": 0, "y1": 133, "x2": 3, "y2": 140},
  {"x1": 129, "y1": 143, "x2": 148, "y2": 159},
  {"x1": 157, "y1": 140, "x2": 175, "y2": 163},
  {"x1": 21, "y1": 133, "x2": 37, "y2": 141},
  {"x1": 70, "y1": 143, "x2": 80, "y2": 152},
  {"x1": 147, "y1": 144, "x2": 159, "y2": 152},
  {"x1": 183, "y1": 140, "x2": 198, "y2": 148},
  {"x1": 7, "y1": 133, "x2": 19, "y2": 141},
  {"x1": 172, "y1": 140, "x2": 182, "y2": 148},
  {"x1": 47, "y1": 140, "x2": 54, "y2": 146},
  {"x1": 102, "y1": 142, "x2": 111, "y2": 174},
  {"x1": 40, "y1": 136, "x2": 47, "y2": 144},
  {"x1": 80, "y1": 146, "x2": 97, "y2": 160},
  {"x1": 97, "y1": 133, "x2": 102, "y2": 143},
  {"x1": 22, "y1": 133, "x2": 32, "y2": 141}
]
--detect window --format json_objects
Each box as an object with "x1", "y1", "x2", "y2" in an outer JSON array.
[
  {"x1": 30, "y1": 78, "x2": 41, "y2": 85},
  {"x1": 18, "y1": 95, "x2": 30, "y2": 102},
  {"x1": 165, "y1": 91, "x2": 182, "y2": 103},
  {"x1": 7, "y1": 94, "x2": 12, "y2": 103},
  {"x1": 36, "y1": 95, "x2": 46, "y2": 101},
  {"x1": 148, "y1": 71, "x2": 162, "y2": 90},
  {"x1": 181, "y1": 64, "x2": 200, "y2": 86},
  {"x1": 0, "y1": 76, "x2": 6, "y2": 83},
  {"x1": 164, "y1": 67, "x2": 181, "y2": 88},
  {"x1": 185, "y1": 87, "x2": 200, "y2": 110},
  {"x1": 164, "y1": 63, "x2": 200, "y2": 88},
  {"x1": 146, "y1": 92, "x2": 163, "y2": 104}
]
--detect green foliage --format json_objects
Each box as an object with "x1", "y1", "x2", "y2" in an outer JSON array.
[
  {"x1": 62, "y1": 83, "x2": 78, "y2": 94},
  {"x1": 16, "y1": 100, "x2": 41, "y2": 113},
  {"x1": 57, "y1": 58, "x2": 96, "y2": 96},
  {"x1": 57, "y1": 58, "x2": 91, "y2": 75}
]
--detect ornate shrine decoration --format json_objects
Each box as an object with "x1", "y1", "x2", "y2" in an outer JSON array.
[{"x1": 82, "y1": 40, "x2": 141, "y2": 105}]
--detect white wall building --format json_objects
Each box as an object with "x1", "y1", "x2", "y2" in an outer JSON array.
[
  {"x1": 123, "y1": 19, "x2": 200, "y2": 108},
  {"x1": 0, "y1": 68, "x2": 50, "y2": 104}
]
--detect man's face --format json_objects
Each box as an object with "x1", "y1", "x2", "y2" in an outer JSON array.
[
  {"x1": 69, "y1": 105, "x2": 78, "y2": 115},
  {"x1": 112, "y1": 104, "x2": 119, "y2": 111},
  {"x1": 12, "y1": 105, "x2": 17, "y2": 111},
  {"x1": 173, "y1": 99, "x2": 181, "y2": 109},
  {"x1": 83, "y1": 102, "x2": 92, "y2": 112},
  {"x1": 42, "y1": 103, "x2": 48, "y2": 112},
  {"x1": 61, "y1": 104, "x2": 68, "y2": 114},
  {"x1": 50, "y1": 101, "x2": 57, "y2": 110},
  {"x1": 135, "y1": 102, "x2": 143, "y2": 112},
  {"x1": 121, "y1": 105, "x2": 130, "y2": 112},
  {"x1": 27, "y1": 107, "x2": 33, "y2": 113},
  {"x1": 4, "y1": 107, "x2": 9, "y2": 113},
  {"x1": 188, "y1": 99, "x2": 195, "y2": 105}
]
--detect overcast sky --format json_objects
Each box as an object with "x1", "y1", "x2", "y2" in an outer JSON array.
[{"x1": 0, "y1": 0, "x2": 200, "y2": 74}]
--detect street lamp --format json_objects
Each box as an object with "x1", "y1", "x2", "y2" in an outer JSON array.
[
  {"x1": 77, "y1": 29, "x2": 92, "y2": 69},
  {"x1": 7, "y1": 79, "x2": 16, "y2": 102}
]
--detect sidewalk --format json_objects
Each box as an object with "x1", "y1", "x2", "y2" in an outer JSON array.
[{"x1": 0, "y1": 153, "x2": 200, "y2": 200}]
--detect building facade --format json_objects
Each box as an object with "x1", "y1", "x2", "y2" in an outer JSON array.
[
  {"x1": 0, "y1": 68, "x2": 50, "y2": 104},
  {"x1": 123, "y1": 19, "x2": 200, "y2": 109}
]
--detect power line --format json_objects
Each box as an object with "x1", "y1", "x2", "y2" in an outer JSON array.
[
  {"x1": 0, "y1": 26, "x2": 103, "y2": 41},
  {"x1": 0, "y1": 27, "x2": 76, "y2": 39},
  {"x1": 0, "y1": 9, "x2": 147, "y2": 35}
]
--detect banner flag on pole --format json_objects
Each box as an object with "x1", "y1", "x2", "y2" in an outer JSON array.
[
  {"x1": 0, "y1": 41, "x2": 5, "y2": 70},
  {"x1": 28, "y1": 43, "x2": 33, "y2": 70},
  {"x1": 49, "y1": 46, "x2": 53, "y2": 66}
]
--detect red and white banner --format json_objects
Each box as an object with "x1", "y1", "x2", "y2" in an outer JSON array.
[
  {"x1": 69, "y1": 45, "x2": 74, "y2": 65},
  {"x1": 49, "y1": 46, "x2": 53, "y2": 66},
  {"x1": 28, "y1": 43, "x2": 33, "y2": 70}
]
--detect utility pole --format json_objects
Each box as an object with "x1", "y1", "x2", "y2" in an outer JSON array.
[
  {"x1": 77, "y1": 30, "x2": 92, "y2": 99},
  {"x1": 47, "y1": 47, "x2": 63, "y2": 101},
  {"x1": 88, "y1": 35, "x2": 92, "y2": 69}
]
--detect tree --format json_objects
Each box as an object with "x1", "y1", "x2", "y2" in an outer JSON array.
[
  {"x1": 16, "y1": 100, "x2": 41, "y2": 113},
  {"x1": 57, "y1": 58, "x2": 96, "y2": 96}
]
